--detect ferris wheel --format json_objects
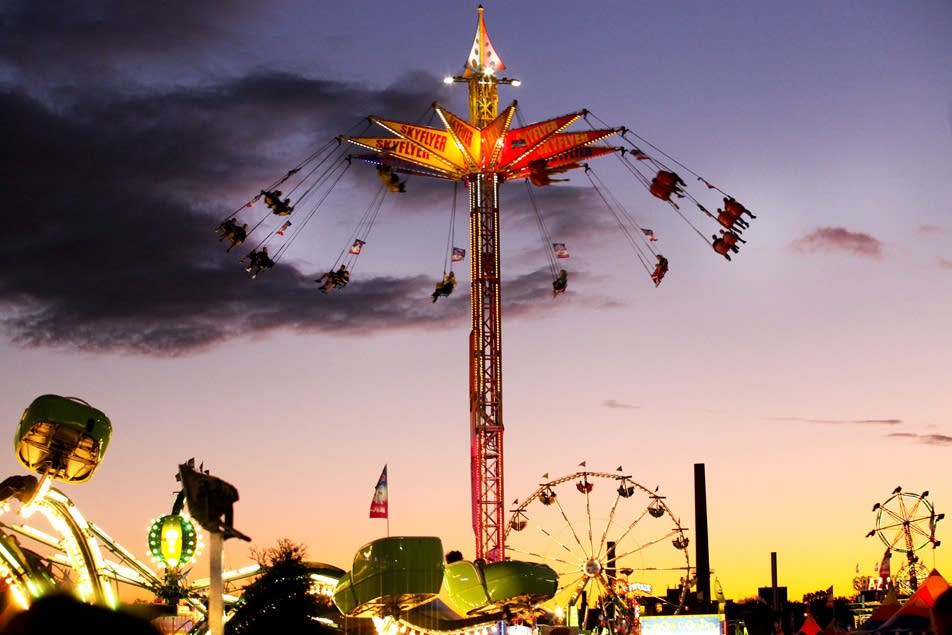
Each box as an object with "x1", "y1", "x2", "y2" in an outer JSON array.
[
  {"x1": 865, "y1": 486, "x2": 943, "y2": 592},
  {"x1": 505, "y1": 467, "x2": 691, "y2": 626}
]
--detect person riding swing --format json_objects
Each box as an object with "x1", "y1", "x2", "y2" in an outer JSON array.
[
  {"x1": 649, "y1": 170, "x2": 686, "y2": 204},
  {"x1": 650, "y1": 254, "x2": 669, "y2": 287},
  {"x1": 217, "y1": 218, "x2": 248, "y2": 252},
  {"x1": 712, "y1": 236, "x2": 733, "y2": 261},
  {"x1": 377, "y1": 166, "x2": 406, "y2": 193},
  {"x1": 261, "y1": 189, "x2": 293, "y2": 216},
  {"x1": 723, "y1": 197, "x2": 756, "y2": 220},
  {"x1": 244, "y1": 246, "x2": 275, "y2": 278},
  {"x1": 316, "y1": 264, "x2": 349, "y2": 293},
  {"x1": 552, "y1": 268, "x2": 568, "y2": 297},
  {"x1": 431, "y1": 270, "x2": 456, "y2": 302}
]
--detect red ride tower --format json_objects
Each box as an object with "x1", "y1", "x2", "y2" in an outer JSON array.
[{"x1": 342, "y1": 6, "x2": 620, "y2": 561}]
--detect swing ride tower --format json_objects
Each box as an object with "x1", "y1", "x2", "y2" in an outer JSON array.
[
  {"x1": 461, "y1": 18, "x2": 508, "y2": 563},
  {"x1": 342, "y1": 6, "x2": 622, "y2": 562}
]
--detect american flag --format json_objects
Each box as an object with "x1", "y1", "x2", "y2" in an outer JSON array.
[{"x1": 369, "y1": 465, "x2": 388, "y2": 519}]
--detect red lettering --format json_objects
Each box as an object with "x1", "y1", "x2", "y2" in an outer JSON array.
[
  {"x1": 396, "y1": 125, "x2": 447, "y2": 155},
  {"x1": 451, "y1": 120, "x2": 474, "y2": 146}
]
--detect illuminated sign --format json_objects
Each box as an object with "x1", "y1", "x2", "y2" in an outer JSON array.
[{"x1": 641, "y1": 615, "x2": 723, "y2": 635}]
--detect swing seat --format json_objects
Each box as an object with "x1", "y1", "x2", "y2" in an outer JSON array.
[
  {"x1": 655, "y1": 170, "x2": 682, "y2": 188},
  {"x1": 650, "y1": 181, "x2": 674, "y2": 201},
  {"x1": 724, "y1": 199, "x2": 751, "y2": 218}
]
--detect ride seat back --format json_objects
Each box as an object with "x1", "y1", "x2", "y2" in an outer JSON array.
[
  {"x1": 442, "y1": 560, "x2": 489, "y2": 615},
  {"x1": 349, "y1": 536, "x2": 444, "y2": 616}
]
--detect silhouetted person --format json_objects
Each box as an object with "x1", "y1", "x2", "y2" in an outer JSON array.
[
  {"x1": 712, "y1": 237, "x2": 732, "y2": 261},
  {"x1": 431, "y1": 271, "x2": 456, "y2": 302},
  {"x1": 724, "y1": 197, "x2": 756, "y2": 220},
  {"x1": 261, "y1": 190, "x2": 293, "y2": 215},
  {"x1": 651, "y1": 254, "x2": 669, "y2": 287},
  {"x1": 552, "y1": 268, "x2": 568, "y2": 297},
  {"x1": 934, "y1": 588, "x2": 952, "y2": 635}
]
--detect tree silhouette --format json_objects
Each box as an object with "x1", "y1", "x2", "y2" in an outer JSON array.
[{"x1": 226, "y1": 539, "x2": 337, "y2": 635}]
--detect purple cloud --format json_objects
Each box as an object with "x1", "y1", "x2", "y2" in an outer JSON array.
[
  {"x1": 773, "y1": 417, "x2": 901, "y2": 425},
  {"x1": 790, "y1": 227, "x2": 884, "y2": 259},
  {"x1": 603, "y1": 399, "x2": 639, "y2": 410},
  {"x1": 886, "y1": 432, "x2": 952, "y2": 446}
]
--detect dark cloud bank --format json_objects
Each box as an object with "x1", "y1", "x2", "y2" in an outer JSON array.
[{"x1": 0, "y1": 4, "x2": 608, "y2": 357}]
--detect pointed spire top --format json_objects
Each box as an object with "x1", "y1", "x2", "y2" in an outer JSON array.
[{"x1": 463, "y1": 5, "x2": 506, "y2": 78}]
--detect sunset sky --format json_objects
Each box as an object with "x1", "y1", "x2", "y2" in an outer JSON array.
[{"x1": 1, "y1": 1, "x2": 951, "y2": 603}]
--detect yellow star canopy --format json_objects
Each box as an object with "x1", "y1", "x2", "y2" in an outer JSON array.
[{"x1": 342, "y1": 101, "x2": 621, "y2": 181}]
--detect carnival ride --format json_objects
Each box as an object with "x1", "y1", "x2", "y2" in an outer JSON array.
[
  {"x1": 506, "y1": 469, "x2": 692, "y2": 623},
  {"x1": 4, "y1": 6, "x2": 755, "y2": 630},
  {"x1": 865, "y1": 486, "x2": 943, "y2": 595},
  {"x1": 333, "y1": 535, "x2": 558, "y2": 629},
  {"x1": 217, "y1": 1, "x2": 755, "y2": 563},
  {"x1": 1, "y1": 395, "x2": 333, "y2": 632},
  {"x1": 215, "y1": 5, "x2": 753, "y2": 628}
]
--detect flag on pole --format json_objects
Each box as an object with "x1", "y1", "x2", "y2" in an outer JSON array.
[
  {"x1": 349, "y1": 239, "x2": 366, "y2": 255},
  {"x1": 553, "y1": 243, "x2": 570, "y2": 259},
  {"x1": 578, "y1": 461, "x2": 587, "y2": 467},
  {"x1": 452, "y1": 247, "x2": 466, "y2": 262},
  {"x1": 276, "y1": 220, "x2": 291, "y2": 236},
  {"x1": 641, "y1": 228, "x2": 658, "y2": 241},
  {"x1": 369, "y1": 465, "x2": 388, "y2": 519}
]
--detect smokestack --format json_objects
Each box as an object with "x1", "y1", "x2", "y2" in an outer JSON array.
[
  {"x1": 694, "y1": 463, "x2": 711, "y2": 608},
  {"x1": 771, "y1": 552, "x2": 779, "y2": 611}
]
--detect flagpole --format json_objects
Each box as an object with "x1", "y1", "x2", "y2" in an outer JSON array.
[
  {"x1": 387, "y1": 465, "x2": 390, "y2": 537},
  {"x1": 384, "y1": 464, "x2": 390, "y2": 538}
]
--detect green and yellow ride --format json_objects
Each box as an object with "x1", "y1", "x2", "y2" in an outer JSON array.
[
  {"x1": 333, "y1": 536, "x2": 558, "y2": 620},
  {"x1": 14, "y1": 394, "x2": 112, "y2": 484}
]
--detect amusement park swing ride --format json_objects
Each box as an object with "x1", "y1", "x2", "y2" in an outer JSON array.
[
  {"x1": 224, "y1": 5, "x2": 756, "y2": 624},
  {"x1": 0, "y1": 6, "x2": 763, "y2": 630}
]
